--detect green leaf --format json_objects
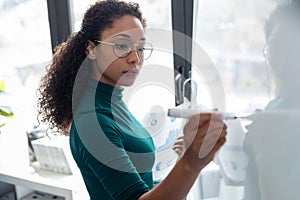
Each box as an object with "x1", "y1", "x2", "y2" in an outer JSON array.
[
  {"x1": 0, "y1": 106, "x2": 14, "y2": 118},
  {"x1": 0, "y1": 115, "x2": 8, "y2": 128},
  {"x1": 0, "y1": 123, "x2": 6, "y2": 128}
]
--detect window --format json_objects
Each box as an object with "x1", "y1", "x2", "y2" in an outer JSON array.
[
  {"x1": 0, "y1": 0, "x2": 52, "y2": 130},
  {"x1": 191, "y1": 1, "x2": 283, "y2": 199},
  {"x1": 71, "y1": 0, "x2": 172, "y2": 32},
  {"x1": 192, "y1": 0, "x2": 277, "y2": 115}
]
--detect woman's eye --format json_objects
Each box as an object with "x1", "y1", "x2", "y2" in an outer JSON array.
[
  {"x1": 137, "y1": 47, "x2": 145, "y2": 52},
  {"x1": 115, "y1": 44, "x2": 129, "y2": 50}
]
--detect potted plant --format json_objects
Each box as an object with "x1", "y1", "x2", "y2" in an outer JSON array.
[{"x1": 0, "y1": 79, "x2": 14, "y2": 130}]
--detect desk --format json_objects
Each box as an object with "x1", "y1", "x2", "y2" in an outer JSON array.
[{"x1": 0, "y1": 118, "x2": 89, "y2": 200}]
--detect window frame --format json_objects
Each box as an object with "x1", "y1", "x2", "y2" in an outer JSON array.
[
  {"x1": 171, "y1": 0, "x2": 194, "y2": 104},
  {"x1": 46, "y1": 0, "x2": 72, "y2": 52}
]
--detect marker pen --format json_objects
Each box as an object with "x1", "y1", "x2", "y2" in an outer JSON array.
[{"x1": 167, "y1": 108, "x2": 240, "y2": 120}]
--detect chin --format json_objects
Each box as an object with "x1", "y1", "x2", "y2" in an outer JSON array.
[
  {"x1": 122, "y1": 81, "x2": 135, "y2": 87},
  {"x1": 118, "y1": 80, "x2": 136, "y2": 87},
  {"x1": 118, "y1": 77, "x2": 137, "y2": 87}
]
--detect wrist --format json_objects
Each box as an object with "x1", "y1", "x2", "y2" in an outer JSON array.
[{"x1": 180, "y1": 153, "x2": 203, "y2": 175}]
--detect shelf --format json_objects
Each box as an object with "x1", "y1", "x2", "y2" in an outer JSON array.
[{"x1": 0, "y1": 118, "x2": 89, "y2": 200}]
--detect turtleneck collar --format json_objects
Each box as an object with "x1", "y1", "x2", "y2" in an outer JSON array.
[{"x1": 87, "y1": 79, "x2": 124, "y2": 100}]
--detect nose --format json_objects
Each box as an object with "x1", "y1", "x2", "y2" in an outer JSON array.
[{"x1": 127, "y1": 46, "x2": 141, "y2": 64}]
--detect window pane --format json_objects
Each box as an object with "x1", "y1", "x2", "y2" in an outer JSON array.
[
  {"x1": 122, "y1": 0, "x2": 172, "y2": 29},
  {"x1": 192, "y1": 0, "x2": 276, "y2": 115},
  {"x1": 0, "y1": 0, "x2": 52, "y2": 130},
  {"x1": 123, "y1": 1, "x2": 176, "y2": 182},
  {"x1": 70, "y1": 0, "x2": 97, "y2": 32},
  {"x1": 191, "y1": 1, "x2": 299, "y2": 200},
  {"x1": 71, "y1": 0, "x2": 172, "y2": 32}
]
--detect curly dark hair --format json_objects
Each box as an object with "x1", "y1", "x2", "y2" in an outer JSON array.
[{"x1": 37, "y1": 0, "x2": 147, "y2": 135}]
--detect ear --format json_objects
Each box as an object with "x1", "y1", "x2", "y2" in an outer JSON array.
[{"x1": 86, "y1": 40, "x2": 97, "y2": 60}]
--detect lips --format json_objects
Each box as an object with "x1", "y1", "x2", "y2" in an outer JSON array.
[{"x1": 122, "y1": 69, "x2": 139, "y2": 74}]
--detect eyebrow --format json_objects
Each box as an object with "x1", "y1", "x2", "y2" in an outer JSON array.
[{"x1": 112, "y1": 33, "x2": 146, "y2": 41}]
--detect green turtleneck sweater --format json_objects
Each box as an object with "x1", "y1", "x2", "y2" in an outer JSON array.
[{"x1": 70, "y1": 79, "x2": 155, "y2": 200}]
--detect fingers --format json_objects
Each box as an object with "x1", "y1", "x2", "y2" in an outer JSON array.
[
  {"x1": 182, "y1": 112, "x2": 227, "y2": 164},
  {"x1": 172, "y1": 144, "x2": 185, "y2": 154},
  {"x1": 177, "y1": 135, "x2": 185, "y2": 140},
  {"x1": 172, "y1": 135, "x2": 186, "y2": 157},
  {"x1": 183, "y1": 113, "x2": 226, "y2": 148},
  {"x1": 194, "y1": 119, "x2": 226, "y2": 140},
  {"x1": 173, "y1": 148, "x2": 184, "y2": 156},
  {"x1": 183, "y1": 112, "x2": 223, "y2": 133},
  {"x1": 173, "y1": 136, "x2": 185, "y2": 146},
  {"x1": 198, "y1": 124, "x2": 227, "y2": 158}
]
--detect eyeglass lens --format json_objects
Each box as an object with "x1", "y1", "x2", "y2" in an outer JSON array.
[{"x1": 113, "y1": 39, "x2": 153, "y2": 60}]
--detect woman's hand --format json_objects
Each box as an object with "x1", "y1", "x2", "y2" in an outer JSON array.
[
  {"x1": 139, "y1": 113, "x2": 227, "y2": 200},
  {"x1": 172, "y1": 135, "x2": 186, "y2": 158},
  {"x1": 182, "y1": 112, "x2": 227, "y2": 172}
]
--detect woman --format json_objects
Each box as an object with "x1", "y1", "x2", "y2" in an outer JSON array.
[
  {"x1": 243, "y1": 1, "x2": 300, "y2": 199},
  {"x1": 37, "y1": 1, "x2": 227, "y2": 199}
]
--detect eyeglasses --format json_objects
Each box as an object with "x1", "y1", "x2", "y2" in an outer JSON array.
[{"x1": 94, "y1": 39, "x2": 153, "y2": 60}]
